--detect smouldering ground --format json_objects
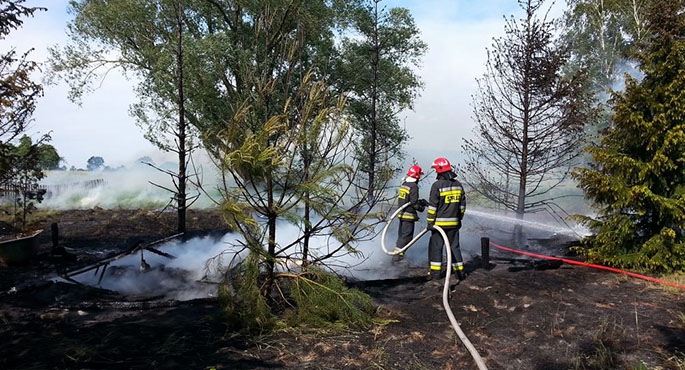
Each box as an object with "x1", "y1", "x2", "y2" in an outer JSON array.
[{"x1": 0, "y1": 209, "x2": 683, "y2": 370}]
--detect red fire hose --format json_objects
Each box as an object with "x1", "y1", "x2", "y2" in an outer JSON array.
[{"x1": 489, "y1": 241, "x2": 685, "y2": 291}]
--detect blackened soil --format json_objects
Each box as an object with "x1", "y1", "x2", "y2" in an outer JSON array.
[{"x1": 0, "y1": 209, "x2": 683, "y2": 370}]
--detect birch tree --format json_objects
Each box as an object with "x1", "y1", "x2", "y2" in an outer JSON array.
[{"x1": 563, "y1": 0, "x2": 652, "y2": 142}]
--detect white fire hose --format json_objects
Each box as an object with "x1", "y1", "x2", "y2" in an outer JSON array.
[
  {"x1": 381, "y1": 203, "x2": 489, "y2": 370},
  {"x1": 380, "y1": 203, "x2": 429, "y2": 256}
]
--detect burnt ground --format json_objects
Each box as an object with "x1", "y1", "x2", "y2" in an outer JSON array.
[{"x1": 0, "y1": 208, "x2": 683, "y2": 370}]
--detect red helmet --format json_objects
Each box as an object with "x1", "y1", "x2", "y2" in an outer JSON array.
[
  {"x1": 406, "y1": 165, "x2": 424, "y2": 179},
  {"x1": 431, "y1": 157, "x2": 451, "y2": 173}
]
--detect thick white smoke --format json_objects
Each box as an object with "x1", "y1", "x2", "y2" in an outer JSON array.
[
  {"x1": 62, "y1": 208, "x2": 587, "y2": 300},
  {"x1": 43, "y1": 162, "x2": 589, "y2": 300},
  {"x1": 39, "y1": 161, "x2": 222, "y2": 210}
]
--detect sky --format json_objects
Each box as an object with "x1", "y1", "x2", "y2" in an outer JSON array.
[{"x1": 5, "y1": 0, "x2": 562, "y2": 170}]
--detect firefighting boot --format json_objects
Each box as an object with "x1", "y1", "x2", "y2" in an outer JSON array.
[
  {"x1": 427, "y1": 265, "x2": 448, "y2": 283},
  {"x1": 392, "y1": 249, "x2": 405, "y2": 263},
  {"x1": 452, "y1": 263, "x2": 467, "y2": 281},
  {"x1": 457, "y1": 270, "x2": 467, "y2": 281}
]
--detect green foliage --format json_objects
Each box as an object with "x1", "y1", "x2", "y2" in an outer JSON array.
[
  {"x1": 561, "y1": 0, "x2": 648, "y2": 145},
  {"x1": 0, "y1": 3, "x2": 55, "y2": 229},
  {"x1": 217, "y1": 258, "x2": 376, "y2": 332},
  {"x1": 86, "y1": 156, "x2": 104, "y2": 171},
  {"x1": 281, "y1": 268, "x2": 375, "y2": 329},
  {"x1": 0, "y1": 1, "x2": 46, "y2": 187},
  {"x1": 569, "y1": 317, "x2": 623, "y2": 370},
  {"x1": 208, "y1": 69, "x2": 376, "y2": 289},
  {"x1": 563, "y1": 0, "x2": 652, "y2": 94},
  {"x1": 336, "y1": 1, "x2": 427, "y2": 201},
  {"x1": 56, "y1": 0, "x2": 201, "y2": 232},
  {"x1": 36, "y1": 142, "x2": 60, "y2": 170},
  {"x1": 54, "y1": 0, "x2": 399, "y2": 317},
  {"x1": 631, "y1": 362, "x2": 649, "y2": 370},
  {"x1": 572, "y1": 0, "x2": 685, "y2": 273},
  {"x1": 3, "y1": 135, "x2": 50, "y2": 230},
  {"x1": 217, "y1": 253, "x2": 275, "y2": 333}
]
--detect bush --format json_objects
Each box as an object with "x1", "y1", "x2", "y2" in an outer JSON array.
[
  {"x1": 218, "y1": 257, "x2": 375, "y2": 332},
  {"x1": 217, "y1": 253, "x2": 275, "y2": 333},
  {"x1": 280, "y1": 267, "x2": 375, "y2": 329}
]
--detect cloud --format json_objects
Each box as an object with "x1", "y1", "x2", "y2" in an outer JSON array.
[{"x1": 400, "y1": 9, "x2": 511, "y2": 169}]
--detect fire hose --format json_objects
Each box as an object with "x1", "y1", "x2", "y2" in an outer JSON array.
[
  {"x1": 490, "y1": 241, "x2": 685, "y2": 291},
  {"x1": 381, "y1": 203, "x2": 489, "y2": 370}
]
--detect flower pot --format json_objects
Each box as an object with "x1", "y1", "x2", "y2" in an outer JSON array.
[{"x1": 0, "y1": 229, "x2": 42, "y2": 266}]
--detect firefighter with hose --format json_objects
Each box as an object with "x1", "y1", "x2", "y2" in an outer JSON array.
[
  {"x1": 393, "y1": 165, "x2": 429, "y2": 262},
  {"x1": 426, "y1": 157, "x2": 467, "y2": 281},
  {"x1": 380, "y1": 161, "x2": 488, "y2": 370}
]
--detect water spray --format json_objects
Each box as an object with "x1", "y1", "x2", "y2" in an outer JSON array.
[{"x1": 380, "y1": 202, "x2": 489, "y2": 370}]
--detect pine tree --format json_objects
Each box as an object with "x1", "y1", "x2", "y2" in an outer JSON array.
[
  {"x1": 463, "y1": 0, "x2": 592, "y2": 219},
  {"x1": 572, "y1": 0, "x2": 685, "y2": 273},
  {"x1": 337, "y1": 0, "x2": 426, "y2": 205}
]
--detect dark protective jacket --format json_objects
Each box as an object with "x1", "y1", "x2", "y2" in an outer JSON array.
[
  {"x1": 397, "y1": 177, "x2": 424, "y2": 221},
  {"x1": 426, "y1": 171, "x2": 465, "y2": 229}
]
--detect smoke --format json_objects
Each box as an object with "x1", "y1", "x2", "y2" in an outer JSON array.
[
  {"x1": 43, "y1": 164, "x2": 590, "y2": 300},
  {"x1": 64, "y1": 232, "x2": 247, "y2": 301},
  {"x1": 39, "y1": 161, "x2": 222, "y2": 210},
  {"x1": 62, "y1": 208, "x2": 586, "y2": 300},
  {"x1": 62, "y1": 218, "x2": 411, "y2": 299}
]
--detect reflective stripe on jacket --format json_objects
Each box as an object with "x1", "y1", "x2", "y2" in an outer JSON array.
[
  {"x1": 426, "y1": 171, "x2": 465, "y2": 228},
  {"x1": 397, "y1": 178, "x2": 422, "y2": 221}
]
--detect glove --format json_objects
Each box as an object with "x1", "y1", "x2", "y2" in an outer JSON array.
[{"x1": 418, "y1": 199, "x2": 429, "y2": 207}]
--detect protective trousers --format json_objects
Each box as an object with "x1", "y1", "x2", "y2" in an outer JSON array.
[
  {"x1": 395, "y1": 220, "x2": 416, "y2": 251},
  {"x1": 428, "y1": 227, "x2": 464, "y2": 272}
]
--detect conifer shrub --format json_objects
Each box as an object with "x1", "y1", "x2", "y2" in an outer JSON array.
[
  {"x1": 279, "y1": 267, "x2": 375, "y2": 329},
  {"x1": 571, "y1": 0, "x2": 685, "y2": 274},
  {"x1": 218, "y1": 256, "x2": 375, "y2": 332},
  {"x1": 217, "y1": 253, "x2": 275, "y2": 333}
]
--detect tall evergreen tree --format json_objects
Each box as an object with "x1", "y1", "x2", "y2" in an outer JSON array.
[
  {"x1": 571, "y1": 0, "x2": 685, "y2": 273},
  {"x1": 336, "y1": 0, "x2": 426, "y2": 204},
  {"x1": 462, "y1": 0, "x2": 593, "y2": 219}
]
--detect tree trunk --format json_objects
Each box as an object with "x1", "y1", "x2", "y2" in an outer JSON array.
[
  {"x1": 265, "y1": 173, "x2": 276, "y2": 295},
  {"x1": 176, "y1": 0, "x2": 187, "y2": 233},
  {"x1": 367, "y1": 0, "x2": 380, "y2": 205},
  {"x1": 516, "y1": 2, "x2": 533, "y2": 221},
  {"x1": 302, "y1": 141, "x2": 311, "y2": 268}
]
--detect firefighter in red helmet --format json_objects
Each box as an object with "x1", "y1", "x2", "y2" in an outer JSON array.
[
  {"x1": 425, "y1": 157, "x2": 467, "y2": 280},
  {"x1": 393, "y1": 165, "x2": 428, "y2": 262}
]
